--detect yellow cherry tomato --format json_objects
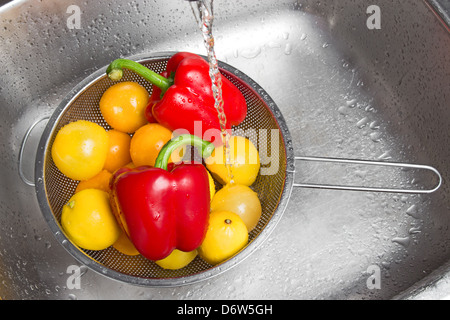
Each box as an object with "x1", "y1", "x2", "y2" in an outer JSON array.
[
  {"x1": 75, "y1": 169, "x2": 112, "y2": 194},
  {"x1": 103, "y1": 129, "x2": 132, "y2": 173},
  {"x1": 198, "y1": 211, "x2": 248, "y2": 265},
  {"x1": 206, "y1": 136, "x2": 260, "y2": 186},
  {"x1": 51, "y1": 120, "x2": 109, "y2": 181},
  {"x1": 211, "y1": 184, "x2": 261, "y2": 232},
  {"x1": 155, "y1": 249, "x2": 198, "y2": 270},
  {"x1": 113, "y1": 231, "x2": 140, "y2": 256},
  {"x1": 130, "y1": 123, "x2": 182, "y2": 167},
  {"x1": 99, "y1": 81, "x2": 149, "y2": 133},
  {"x1": 61, "y1": 189, "x2": 121, "y2": 251},
  {"x1": 123, "y1": 162, "x2": 136, "y2": 169}
]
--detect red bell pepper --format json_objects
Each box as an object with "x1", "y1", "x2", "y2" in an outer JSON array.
[
  {"x1": 106, "y1": 52, "x2": 247, "y2": 145},
  {"x1": 144, "y1": 70, "x2": 169, "y2": 124},
  {"x1": 110, "y1": 134, "x2": 215, "y2": 261}
]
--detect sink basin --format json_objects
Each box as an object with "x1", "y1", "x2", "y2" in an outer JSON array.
[{"x1": 0, "y1": 0, "x2": 449, "y2": 299}]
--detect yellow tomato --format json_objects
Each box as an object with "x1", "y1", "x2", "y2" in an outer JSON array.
[
  {"x1": 123, "y1": 162, "x2": 136, "y2": 169},
  {"x1": 61, "y1": 189, "x2": 121, "y2": 251},
  {"x1": 103, "y1": 129, "x2": 132, "y2": 173},
  {"x1": 206, "y1": 136, "x2": 260, "y2": 186},
  {"x1": 51, "y1": 120, "x2": 109, "y2": 181},
  {"x1": 207, "y1": 170, "x2": 216, "y2": 201},
  {"x1": 99, "y1": 81, "x2": 149, "y2": 133},
  {"x1": 75, "y1": 169, "x2": 112, "y2": 194},
  {"x1": 130, "y1": 123, "x2": 182, "y2": 167},
  {"x1": 113, "y1": 231, "x2": 140, "y2": 256},
  {"x1": 155, "y1": 249, "x2": 197, "y2": 270},
  {"x1": 211, "y1": 184, "x2": 261, "y2": 232},
  {"x1": 198, "y1": 211, "x2": 248, "y2": 265}
]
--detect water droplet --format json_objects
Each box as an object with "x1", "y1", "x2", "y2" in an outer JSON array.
[
  {"x1": 369, "y1": 121, "x2": 380, "y2": 129},
  {"x1": 68, "y1": 293, "x2": 77, "y2": 300},
  {"x1": 378, "y1": 151, "x2": 392, "y2": 160},
  {"x1": 406, "y1": 204, "x2": 420, "y2": 219},
  {"x1": 284, "y1": 43, "x2": 292, "y2": 55},
  {"x1": 79, "y1": 265, "x2": 88, "y2": 277},
  {"x1": 338, "y1": 106, "x2": 349, "y2": 115},
  {"x1": 355, "y1": 170, "x2": 367, "y2": 179},
  {"x1": 356, "y1": 117, "x2": 369, "y2": 128},
  {"x1": 346, "y1": 99, "x2": 357, "y2": 107},
  {"x1": 240, "y1": 46, "x2": 261, "y2": 59},
  {"x1": 409, "y1": 227, "x2": 421, "y2": 234},
  {"x1": 322, "y1": 42, "x2": 330, "y2": 48},
  {"x1": 300, "y1": 33, "x2": 307, "y2": 41},
  {"x1": 267, "y1": 41, "x2": 281, "y2": 48},
  {"x1": 392, "y1": 236, "x2": 410, "y2": 248},
  {"x1": 370, "y1": 132, "x2": 382, "y2": 142}
]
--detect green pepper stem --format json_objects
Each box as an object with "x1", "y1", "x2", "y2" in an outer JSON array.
[
  {"x1": 106, "y1": 59, "x2": 173, "y2": 93},
  {"x1": 155, "y1": 134, "x2": 215, "y2": 171}
]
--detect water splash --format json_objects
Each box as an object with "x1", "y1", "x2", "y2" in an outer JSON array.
[{"x1": 190, "y1": 0, "x2": 234, "y2": 183}]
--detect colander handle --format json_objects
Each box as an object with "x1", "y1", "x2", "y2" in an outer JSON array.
[
  {"x1": 19, "y1": 117, "x2": 50, "y2": 187},
  {"x1": 293, "y1": 156, "x2": 442, "y2": 194}
]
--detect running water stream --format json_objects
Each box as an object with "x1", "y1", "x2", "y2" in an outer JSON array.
[{"x1": 190, "y1": 0, "x2": 234, "y2": 184}]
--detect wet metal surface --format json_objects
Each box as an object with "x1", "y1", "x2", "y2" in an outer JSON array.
[{"x1": 0, "y1": 0, "x2": 449, "y2": 299}]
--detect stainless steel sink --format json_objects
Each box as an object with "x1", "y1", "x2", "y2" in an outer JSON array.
[{"x1": 0, "y1": 0, "x2": 449, "y2": 300}]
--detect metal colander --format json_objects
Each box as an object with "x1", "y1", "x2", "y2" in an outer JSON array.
[{"x1": 35, "y1": 52, "x2": 295, "y2": 287}]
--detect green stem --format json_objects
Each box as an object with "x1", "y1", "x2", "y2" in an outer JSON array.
[
  {"x1": 106, "y1": 59, "x2": 173, "y2": 93},
  {"x1": 155, "y1": 134, "x2": 215, "y2": 171}
]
